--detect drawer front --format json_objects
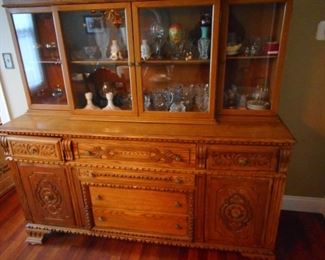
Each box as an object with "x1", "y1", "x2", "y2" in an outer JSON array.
[
  {"x1": 7, "y1": 136, "x2": 62, "y2": 161},
  {"x1": 73, "y1": 139, "x2": 196, "y2": 168},
  {"x1": 90, "y1": 186, "x2": 188, "y2": 215},
  {"x1": 207, "y1": 146, "x2": 278, "y2": 171},
  {"x1": 77, "y1": 168, "x2": 195, "y2": 187},
  {"x1": 92, "y1": 207, "x2": 189, "y2": 238}
]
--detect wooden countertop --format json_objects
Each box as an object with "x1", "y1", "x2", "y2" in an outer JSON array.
[{"x1": 0, "y1": 113, "x2": 295, "y2": 145}]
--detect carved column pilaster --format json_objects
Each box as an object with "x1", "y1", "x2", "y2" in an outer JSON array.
[
  {"x1": 197, "y1": 144, "x2": 207, "y2": 169},
  {"x1": 278, "y1": 148, "x2": 292, "y2": 173},
  {"x1": 0, "y1": 135, "x2": 9, "y2": 156},
  {"x1": 62, "y1": 139, "x2": 74, "y2": 161}
]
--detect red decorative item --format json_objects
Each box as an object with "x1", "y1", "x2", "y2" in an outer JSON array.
[
  {"x1": 264, "y1": 41, "x2": 279, "y2": 55},
  {"x1": 168, "y1": 23, "x2": 183, "y2": 45}
]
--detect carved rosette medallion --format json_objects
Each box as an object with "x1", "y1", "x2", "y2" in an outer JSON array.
[
  {"x1": 220, "y1": 193, "x2": 253, "y2": 232},
  {"x1": 36, "y1": 179, "x2": 63, "y2": 215}
]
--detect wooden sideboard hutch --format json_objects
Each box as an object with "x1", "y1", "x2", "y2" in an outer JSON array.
[{"x1": 1, "y1": 0, "x2": 294, "y2": 259}]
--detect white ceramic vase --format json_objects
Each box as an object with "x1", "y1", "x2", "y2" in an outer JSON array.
[
  {"x1": 103, "y1": 92, "x2": 121, "y2": 110},
  {"x1": 83, "y1": 92, "x2": 100, "y2": 110},
  {"x1": 141, "y1": 39, "x2": 151, "y2": 60}
]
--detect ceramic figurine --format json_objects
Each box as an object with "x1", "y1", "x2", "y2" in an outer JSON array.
[
  {"x1": 169, "y1": 23, "x2": 183, "y2": 45},
  {"x1": 83, "y1": 92, "x2": 100, "y2": 110},
  {"x1": 141, "y1": 39, "x2": 151, "y2": 60},
  {"x1": 109, "y1": 40, "x2": 123, "y2": 60},
  {"x1": 103, "y1": 92, "x2": 121, "y2": 110}
]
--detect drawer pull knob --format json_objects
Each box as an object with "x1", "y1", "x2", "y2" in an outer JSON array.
[
  {"x1": 175, "y1": 155, "x2": 181, "y2": 161},
  {"x1": 238, "y1": 158, "x2": 249, "y2": 166},
  {"x1": 175, "y1": 224, "x2": 182, "y2": 230},
  {"x1": 174, "y1": 177, "x2": 183, "y2": 184},
  {"x1": 175, "y1": 201, "x2": 182, "y2": 208},
  {"x1": 96, "y1": 195, "x2": 103, "y2": 200},
  {"x1": 98, "y1": 216, "x2": 105, "y2": 222}
]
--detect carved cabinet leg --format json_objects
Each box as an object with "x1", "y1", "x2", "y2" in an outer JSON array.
[{"x1": 25, "y1": 226, "x2": 51, "y2": 245}]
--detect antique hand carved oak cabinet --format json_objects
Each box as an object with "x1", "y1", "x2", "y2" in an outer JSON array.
[{"x1": 0, "y1": 0, "x2": 294, "y2": 259}]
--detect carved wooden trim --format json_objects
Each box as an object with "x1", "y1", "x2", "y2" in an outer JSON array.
[
  {"x1": 197, "y1": 145, "x2": 207, "y2": 169},
  {"x1": 80, "y1": 181, "x2": 193, "y2": 193},
  {"x1": 13, "y1": 158, "x2": 65, "y2": 165},
  {"x1": 77, "y1": 168, "x2": 195, "y2": 185},
  {"x1": 25, "y1": 223, "x2": 276, "y2": 257},
  {"x1": 80, "y1": 184, "x2": 94, "y2": 229},
  {"x1": 62, "y1": 139, "x2": 74, "y2": 161},
  {"x1": 220, "y1": 193, "x2": 253, "y2": 232},
  {"x1": 278, "y1": 148, "x2": 292, "y2": 173},
  {"x1": 208, "y1": 151, "x2": 275, "y2": 170},
  {"x1": 25, "y1": 226, "x2": 51, "y2": 245},
  {"x1": 0, "y1": 135, "x2": 9, "y2": 156},
  {"x1": 0, "y1": 130, "x2": 294, "y2": 147},
  {"x1": 68, "y1": 162, "x2": 201, "y2": 175},
  {"x1": 35, "y1": 178, "x2": 63, "y2": 216}
]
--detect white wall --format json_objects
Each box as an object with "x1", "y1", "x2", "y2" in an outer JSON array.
[{"x1": 0, "y1": 0, "x2": 28, "y2": 120}]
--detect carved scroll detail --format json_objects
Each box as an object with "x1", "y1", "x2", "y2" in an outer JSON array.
[
  {"x1": 62, "y1": 139, "x2": 74, "y2": 161},
  {"x1": 11, "y1": 142, "x2": 57, "y2": 158},
  {"x1": 36, "y1": 179, "x2": 63, "y2": 215},
  {"x1": 220, "y1": 193, "x2": 253, "y2": 232},
  {"x1": 197, "y1": 145, "x2": 207, "y2": 169},
  {"x1": 278, "y1": 149, "x2": 292, "y2": 173},
  {"x1": 210, "y1": 152, "x2": 273, "y2": 169},
  {"x1": 0, "y1": 135, "x2": 9, "y2": 155},
  {"x1": 87, "y1": 146, "x2": 183, "y2": 163}
]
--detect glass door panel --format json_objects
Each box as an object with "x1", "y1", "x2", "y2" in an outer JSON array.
[
  {"x1": 223, "y1": 3, "x2": 285, "y2": 111},
  {"x1": 135, "y1": 4, "x2": 215, "y2": 113},
  {"x1": 60, "y1": 6, "x2": 134, "y2": 111},
  {"x1": 12, "y1": 12, "x2": 67, "y2": 105}
]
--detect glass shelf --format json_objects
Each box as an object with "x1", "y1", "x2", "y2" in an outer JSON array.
[{"x1": 226, "y1": 55, "x2": 277, "y2": 60}]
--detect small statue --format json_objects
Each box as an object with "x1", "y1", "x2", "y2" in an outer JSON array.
[
  {"x1": 109, "y1": 40, "x2": 123, "y2": 60},
  {"x1": 103, "y1": 92, "x2": 121, "y2": 110},
  {"x1": 141, "y1": 39, "x2": 151, "y2": 60},
  {"x1": 83, "y1": 92, "x2": 100, "y2": 110}
]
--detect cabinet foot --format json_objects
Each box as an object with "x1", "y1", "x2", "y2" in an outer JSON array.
[{"x1": 26, "y1": 227, "x2": 51, "y2": 245}]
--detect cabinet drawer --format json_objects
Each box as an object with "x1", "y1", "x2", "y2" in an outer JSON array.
[
  {"x1": 73, "y1": 139, "x2": 196, "y2": 168},
  {"x1": 7, "y1": 136, "x2": 63, "y2": 161},
  {"x1": 207, "y1": 146, "x2": 278, "y2": 171},
  {"x1": 77, "y1": 167, "x2": 195, "y2": 187},
  {"x1": 92, "y1": 207, "x2": 189, "y2": 238},
  {"x1": 90, "y1": 186, "x2": 188, "y2": 215}
]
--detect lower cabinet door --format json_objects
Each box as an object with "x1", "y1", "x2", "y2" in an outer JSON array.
[
  {"x1": 19, "y1": 164, "x2": 76, "y2": 226},
  {"x1": 205, "y1": 174, "x2": 273, "y2": 247}
]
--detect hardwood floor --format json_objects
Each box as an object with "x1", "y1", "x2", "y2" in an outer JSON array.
[{"x1": 0, "y1": 190, "x2": 324, "y2": 260}]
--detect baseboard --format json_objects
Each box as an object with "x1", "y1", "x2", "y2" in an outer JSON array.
[{"x1": 282, "y1": 195, "x2": 325, "y2": 217}]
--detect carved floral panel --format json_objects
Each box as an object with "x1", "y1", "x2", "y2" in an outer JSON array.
[{"x1": 206, "y1": 175, "x2": 272, "y2": 247}]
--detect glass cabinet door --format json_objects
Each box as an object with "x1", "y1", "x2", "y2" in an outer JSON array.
[
  {"x1": 59, "y1": 4, "x2": 136, "y2": 112},
  {"x1": 221, "y1": 2, "x2": 286, "y2": 112},
  {"x1": 11, "y1": 11, "x2": 68, "y2": 107},
  {"x1": 133, "y1": 1, "x2": 219, "y2": 118}
]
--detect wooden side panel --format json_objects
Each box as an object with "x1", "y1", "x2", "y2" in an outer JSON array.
[
  {"x1": 19, "y1": 165, "x2": 76, "y2": 226},
  {"x1": 7, "y1": 136, "x2": 63, "y2": 161},
  {"x1": 205, "y1": 174, "x2": 272, "y2": 247}
]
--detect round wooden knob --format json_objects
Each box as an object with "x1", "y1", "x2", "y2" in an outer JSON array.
[
  {"x1": 98, "y1": 216, "x2": 104, "y2": 222},
  {"x1": 175, "y1": 155, "x2": 181, "y2": 161},
  {"x1": 175, "y1": 224, "x2": 182, "y2": 230},
  {"x1": 96, "y1": 195, "x2": 102, "y2": 200},
  {"x1": 238, "y1": 158, "x2": 249, "y2": 166},
  {"x1": 175, "y1": 201, "x2": 182, "y2": 208}
]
